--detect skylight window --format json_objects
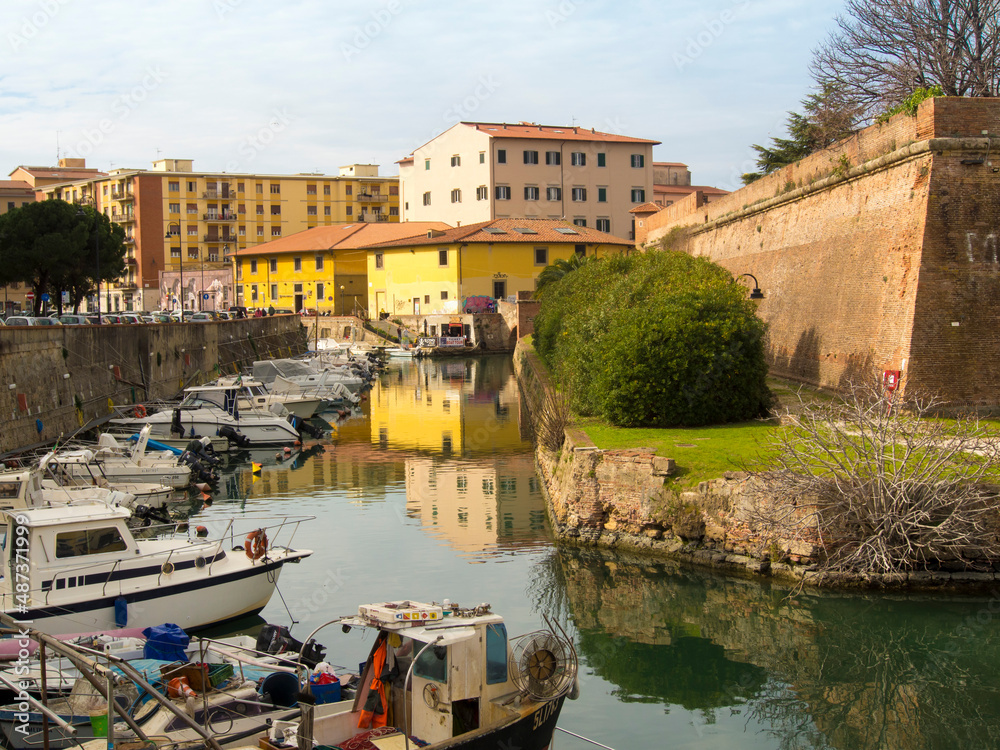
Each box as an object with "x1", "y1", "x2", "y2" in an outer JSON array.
[
  {"x1": 513, "y1": 227, "x2": 538, "y2": 234},
  {"x1": 484, "y1": 227, "x2": 507, "y2": 235},
  {"x1": 555, "y1": 227, "x2": 579, "y2": 235}
]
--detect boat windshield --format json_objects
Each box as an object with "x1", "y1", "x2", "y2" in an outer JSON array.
[{"x1": 180, "y1": 390, "x2": 228, "y2": 409}]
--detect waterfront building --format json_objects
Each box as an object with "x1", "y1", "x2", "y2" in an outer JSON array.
[
  {"x1": 32, "y1": 160, "x2": 400, "y2": 312},
  {"x1": 232, "y1": 221, "x2": 448, "y2": 314},
  {"x1": 363, "y1": 217, "x2": 633, "y2": 318},
  {"x1": 0, "y1": 179, "x2": 37, "y2": 315},
  {"x1": 398, "y1": 121, "x2": 659, "y2": 239}
]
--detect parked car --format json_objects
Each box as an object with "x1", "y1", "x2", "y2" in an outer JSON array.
[
  {"x1": 228, "y1": 305, "x2": 248, "y2": 318},
  {"x1": 274, "y1": 308, "x2": 294, "y2": 315},
  {"x1": 58, "y1": 314, "x2": 92, "y2": 325},
  {"x1": 216, "y1": 311, "x2": 234, "y2": 320},
  {"x1": 5, "y1": 316, "x2": 61, "y2": 326},
  {"x1": 188, "y1": 312, "x2": 214, "y2": 322},
  {"x1": 120, "y1": 314, "x2": 145, "y2": 325}
]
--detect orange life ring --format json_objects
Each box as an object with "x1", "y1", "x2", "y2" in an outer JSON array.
[
  {"x1": 245, "y1": 529, "x2": 268, "y2": 561},
  {"x1": 133, "y1": 405, "x2": 148, "y2": 418}
]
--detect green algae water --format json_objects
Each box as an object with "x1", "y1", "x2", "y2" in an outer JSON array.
[{"x1": 189, "y1": 356, "x2": 1000, "y2": 750}]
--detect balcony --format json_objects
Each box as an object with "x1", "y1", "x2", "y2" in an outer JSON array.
[
  {"x1": 120, "y1": 279, "x2": 138, "y2": 290},
  {"x1": 124, "y1": 236, "x2": 135, "y2": 244},
  {"x1": 202, "y1": 190, "x2": 233, "y2": 199},
  {"x1": 203, "y1": 212, "x2": 237, "y2": 222},
  {"x1": 356, "y1": 193, "x2": 388, "y2": 203},
  {"x1": 204, "y1": 234, "x2": 238, "y2": 243},
  {"x1": 111, "y1": 213, "x2": 134, "y2": 223},
  {"x1": 126, "y1": 257, "x2": 137, "y2": 266},
  {"x1": 111, "y1": 189, "x2": 134, "y2": 201},
  {"x1": 358, "y1": 213, "x2": 389, "y2": 223}
]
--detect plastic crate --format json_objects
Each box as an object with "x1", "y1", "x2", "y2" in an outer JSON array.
[
  {"x1": 310, "y1": 679, "x2": 341, "y2": 705},
  {"x1": 160, "y1": 662, "x2": 232, "y2": 692}
]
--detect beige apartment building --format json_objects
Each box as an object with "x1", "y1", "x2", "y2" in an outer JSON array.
[
  {"x1": 399, "y1": 122, "x2": 659, "y2": 239},
  {"x1": 32, "y1": 159, "x2": 399, "y2": 312}
]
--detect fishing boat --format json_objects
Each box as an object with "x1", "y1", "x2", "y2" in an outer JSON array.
[
  {"x1": 214, "y1": 375, "x2": 325, "y2": 419},
  {"x1": 0, "y1": 503, "x2": 312, "y2": 636},
  {"x1": 271, "y1": 599, "x2": 577, "y2": 750}
]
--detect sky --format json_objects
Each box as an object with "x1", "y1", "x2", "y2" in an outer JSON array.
[{"x1": 1, "y1": 0, "x2": 845, "y2": 192}]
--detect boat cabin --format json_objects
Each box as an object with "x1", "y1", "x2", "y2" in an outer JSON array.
[{"x1": 306, "y1": 600, "x2": 570, "y2": 748}]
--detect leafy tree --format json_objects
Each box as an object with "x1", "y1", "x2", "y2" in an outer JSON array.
[
  {"x1": 534, "y1": 253, "x2": 589, "y2": 298},
  {"x1": 811, "y1": 0, "x2": 1000, "y2": 123},
  {"x1": 534, "y1": 251, "x2": 771, "y2": 428},
  {"x1": 0, "y1": 200, "x2": 126, "y2": 314},
  {"x1": 742, "y1": 87, "x2": 859, "y2": 184}
]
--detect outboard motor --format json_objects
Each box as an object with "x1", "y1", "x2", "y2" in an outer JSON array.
[
  {"x1": 256, "y1": 623, "x2": 326, "y2": 669},
  {"x1": 179, "y1": 450, "x2": 220, "y2": 484},
  {"x1": 182, "y1": 436, "x2": 222, "y2": 468},
  {"x1": 218, "y1": 425, "x2": 251, "y2": 448},
  {"x1": 289, "y1": 415, "x2": 323, "y2": 440},
  {"x1": 170, "y1": 408, "x2": 185, "y2": 438}
]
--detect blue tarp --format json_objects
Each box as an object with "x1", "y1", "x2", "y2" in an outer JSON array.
[{"x1": 142, "y1": 623, "x2": 190, "y2": 662}]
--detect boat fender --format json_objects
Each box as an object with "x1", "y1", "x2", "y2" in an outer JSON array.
[
  {"x1": 195, "y1": 525, "x2": 208, "y2": 537},
  {"x1": 115, "y1": 596, "x2": 128, "y2": 628},
  {"x1": 245, "y1": 529, "x2": 268, "y2": 561}
]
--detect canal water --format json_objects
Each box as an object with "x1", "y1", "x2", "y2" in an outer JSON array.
[{"x1": 189, "y1": 356, "x2": 1000, "y2": 750}]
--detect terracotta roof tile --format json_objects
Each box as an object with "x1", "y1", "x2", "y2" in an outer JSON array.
[
  {"x1": 653, "y1": 184, "x2": 730, "y2": 196},
  {"x1": 461, "y1": 122, "x2": 659, "y2": 145},
  {"x1": 629, "y1": 202, "x2": 661, "y2": 214},
  {"x1": 0, "y1": 180, "x2": 34, "y2": 191},
  {"x1": 236, "y1": 222, "x2": 452, "y2": 256},
  {"x1": 362, "y1": 218, "x2": 634, "y2": 249}
]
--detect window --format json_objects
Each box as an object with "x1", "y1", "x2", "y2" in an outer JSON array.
[
  {"x1": 438, "y1": 249, "x2": 448, "y2": 266},
  {"x1": 375, "y1": 252, "x2": 384, "y2": 269},
  {"x1": 307, "y1": 184, "x2": 317, "y2": 195},
  {"x1": 495, "y1": 185, "x2": 511, "y2": 200},
  {"x1": 424, "y1": 295, "x2": 430, "y2": 304},
  {"x1": 269, "y1": 259, "x2": 277, "y2": 273},
  {"x1": 271, "y1": 227, "x2": 281, "y2": 236},
  {"x1": 441, "y1": 290, "x2": 448, "y2": 300},
  {"x1": 423, "y1": 192, "x2": 431, "y2": 206},
  {"x1": 596, "y1": 218, "x2": 610, "y2": 233},
  {"x1": 256, "y1": 184, "x2": 263, "y2": 194},
  {"x1": 424, "y1": 159, "x2": 431, "y2": 170},
  {"x1": 573, "y1": 218, "x2": 587, "y2": 227},
  {"x1": 271, "y1": 205, "x2": 281, "y2": 215},
  {"x1": 56, "y1": 528, "x2": 127, "y2": 558},
  {"x1": 257, "y1": 227, "x2": 264, "y2": 237},
  {"x1": 631, "y1": 154, "x2": 645, "y2": 168},
  {"x1": 546, "y1": 187, "x2": 561, "y2": 201},
  {"x1": 545, "y1": 151, "x2": 560, "y2": 165},
  {"x1": 479, "y1": 151, "x2": 485, "y2": 164},
  {"x1": 323, "y1": 184, "x2": 331, "y2": 195},
  {"x1": 187, "y1": 226, "x2": 197, "y2": 236},
  {"x1": 345, "y1": 185, "x2": 352, "y2": 196},
  {"x1": 238, "y1": 182, "x2": 245, "y2": 192},
  {"x1": 575, "y1": 244, "x2": 586, "y2": 257},
  {"x1": 523, "y1": 150, "x2": 539, "y2": 164},
  {"x1": 414, "y1": 640, "x2": 447, "y2": 683},
  {"x1": 293, "y1": 283, "x2": 303, "y2": 294},
  {"x1": 238, "y1": 204, "x2": 246, "y2": 214},
  {"x1": 256, "y1": 205, "x2": 264, "y2": 215},
  {"x1": 186, "y1": 203, "x2": 197, "y2": 214},
  {"x1": 524, "y1": 186, "x2": 539, "y2": 201},
  {"x1": 597, "y1": 153, "x2": 606, "y2": 167},
  {"x1": 475, "y1": 186, "x2": 488, "y2": 201},
  {"x1": 534, "y1": 247, "x2": 548, "y2": 265},
  {"x1": 251, "y1": 284, "x2": 258, "y2": 301},
  {"x1": 317, "y1": 282, "x2": 324, "y2": 298},
  {"x1": 293, "y1": 257, "x2": 302, "y2": 272},
  {"x1": 631, "y1": 188, "x2": 646, "y2": 202},
  {"x1": 451, "y1": 189, "x2": 462, "y2": 203},
  {"x1": 239, "y1": 226, "x2": 246, "y2": 235},
  {"x1": 307, "y1": 206, "x2": 317, "y2": 216},
  {"x1": 250, "y1": 260, "x2": 258, "y2": 274},
  {"x1": 168, "y1": 202, "x2": 180, "y2": 213},
  {"x1": 187, "y1": 181, "x2": 196, "y2": 192},
  {"x1": 270, "y1": 284, "x2": 278, "y2": 299},
  {"x1": 497, "y1": 149, "x2": 506, "y2": 164},
  {"x1": 346, "y1": 206, "x2": 353, "y2": 215},
  {"x1": 571, "y1": 187, "x2": 586, "y2": 202},
  {"x1": 389, "y1": 206, "x2": 399, "y2": 216},
  {"x1": 571, "y1": 152, "x2": 586, "y2": 166},
  {"x1": 450, "y1": 155, "x2": 461, "y2": 167},
  {"x1": 270, "y1": 183, "x2": 280, "y2": 194},
  {"x1": 324, "y1": 206, "x2": 331, "y2": 216}
]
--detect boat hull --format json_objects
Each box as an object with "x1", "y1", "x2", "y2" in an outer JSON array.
[
  {"x1": 111, "y1": 413, "x2": 300, "y2": 446},
  {"x1": 3, "y1": 555, "x2": 305, "y2": 636},
  {"x1": 440, "y1": 695, "x2": 566, "y2": 750}
]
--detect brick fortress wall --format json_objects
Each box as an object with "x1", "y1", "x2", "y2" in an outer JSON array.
[{"x1": 640, "y1": 97, "x2": 1000, "y2": 405}]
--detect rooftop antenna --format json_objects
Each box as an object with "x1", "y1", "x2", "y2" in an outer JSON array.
[
  {"x1": 55, "y1": 131, "x2": 60, "y2": 162},
  {"x1": 571, "y1": 115, "x2": 577, "y2": 127},
  {"x1": 155, "y1": 147, "x2": 162, "y2": 159}
]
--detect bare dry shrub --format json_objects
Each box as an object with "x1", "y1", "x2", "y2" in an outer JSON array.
[
  {"x1": 530, "y1": 385, "x2": 571, "y2": 452},
  {"x1": 754, "y1": 372, "x2": 1000, "y2": 576}
]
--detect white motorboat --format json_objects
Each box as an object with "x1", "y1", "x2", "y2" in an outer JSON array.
[
  {"x1": 44, "y1": 446, "x2": 192, "y2": 489},
  {"x1": 110, "y1": 383, "x2": 307, "y2": 446},
  {"x1": 253, "y1": 359, "x2": 367, "y2": 394},
  {"x1": 0, "y1": 503, "x2": 313, "y2": 635},
  {"x1": 215, "y1": 375, "x2": 324, "y2": 419},
  {"x1": 0, "y1": 465, "x2": 136, "y2": 512}
]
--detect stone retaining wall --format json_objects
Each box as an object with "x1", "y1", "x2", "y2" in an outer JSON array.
[{"x1": 515, "y1": 341, "x2": 999, "y2": 589}]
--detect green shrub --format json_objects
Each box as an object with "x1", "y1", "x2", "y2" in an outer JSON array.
[{"x1": 534, "y1": 250, "x2": 771, "y2": 427}]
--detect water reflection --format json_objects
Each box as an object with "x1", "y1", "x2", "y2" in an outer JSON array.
[{"x1": 533, "y1": 547, "x2": 1000, "y2": 749}]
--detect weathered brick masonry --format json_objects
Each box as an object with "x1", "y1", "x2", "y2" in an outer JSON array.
[
  {"x1": 0, "y1": 317, "x2": 307, "y2": 454},
  {"x1": 639, "y1": 97, "x2": 1000, "y2": 406}
]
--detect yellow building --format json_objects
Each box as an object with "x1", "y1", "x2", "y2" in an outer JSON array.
[
  {"x1": 364, "y1": 217, "x2": 633, "y2": 316},
  {"x1": 35, "y1": 160, "x2": 400, "y2": 312},
  {"x1": 235, "y1": 221, "x2": 448, "y2": 313}
]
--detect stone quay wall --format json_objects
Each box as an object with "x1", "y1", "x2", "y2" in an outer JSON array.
[
  {"x1": 514, "y1": 341, "x2": 998, "y2": 589},
  {"x1": 638, "y1": 97, "x2": 1000, "y2": 408},
  {"x1": 0, "y1": 317, "x2": 307, "y2": 454}
]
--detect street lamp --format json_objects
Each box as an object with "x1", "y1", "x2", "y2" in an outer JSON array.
[
  {"x1": 77, "y1": 208, "x2": 101, "y2": 324},
  {"x1": 340, "y1": 285, "x2": 345, "y2": 316},
  {"x1": 166, "y1": 225, "x2": 181, "y2": 312},
  {"x1": 223, "y1": 243, "x2": 239, "y2": 312},
  {"x1": 738, "y1": 273, "x2": 764, "y2": 300}
]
